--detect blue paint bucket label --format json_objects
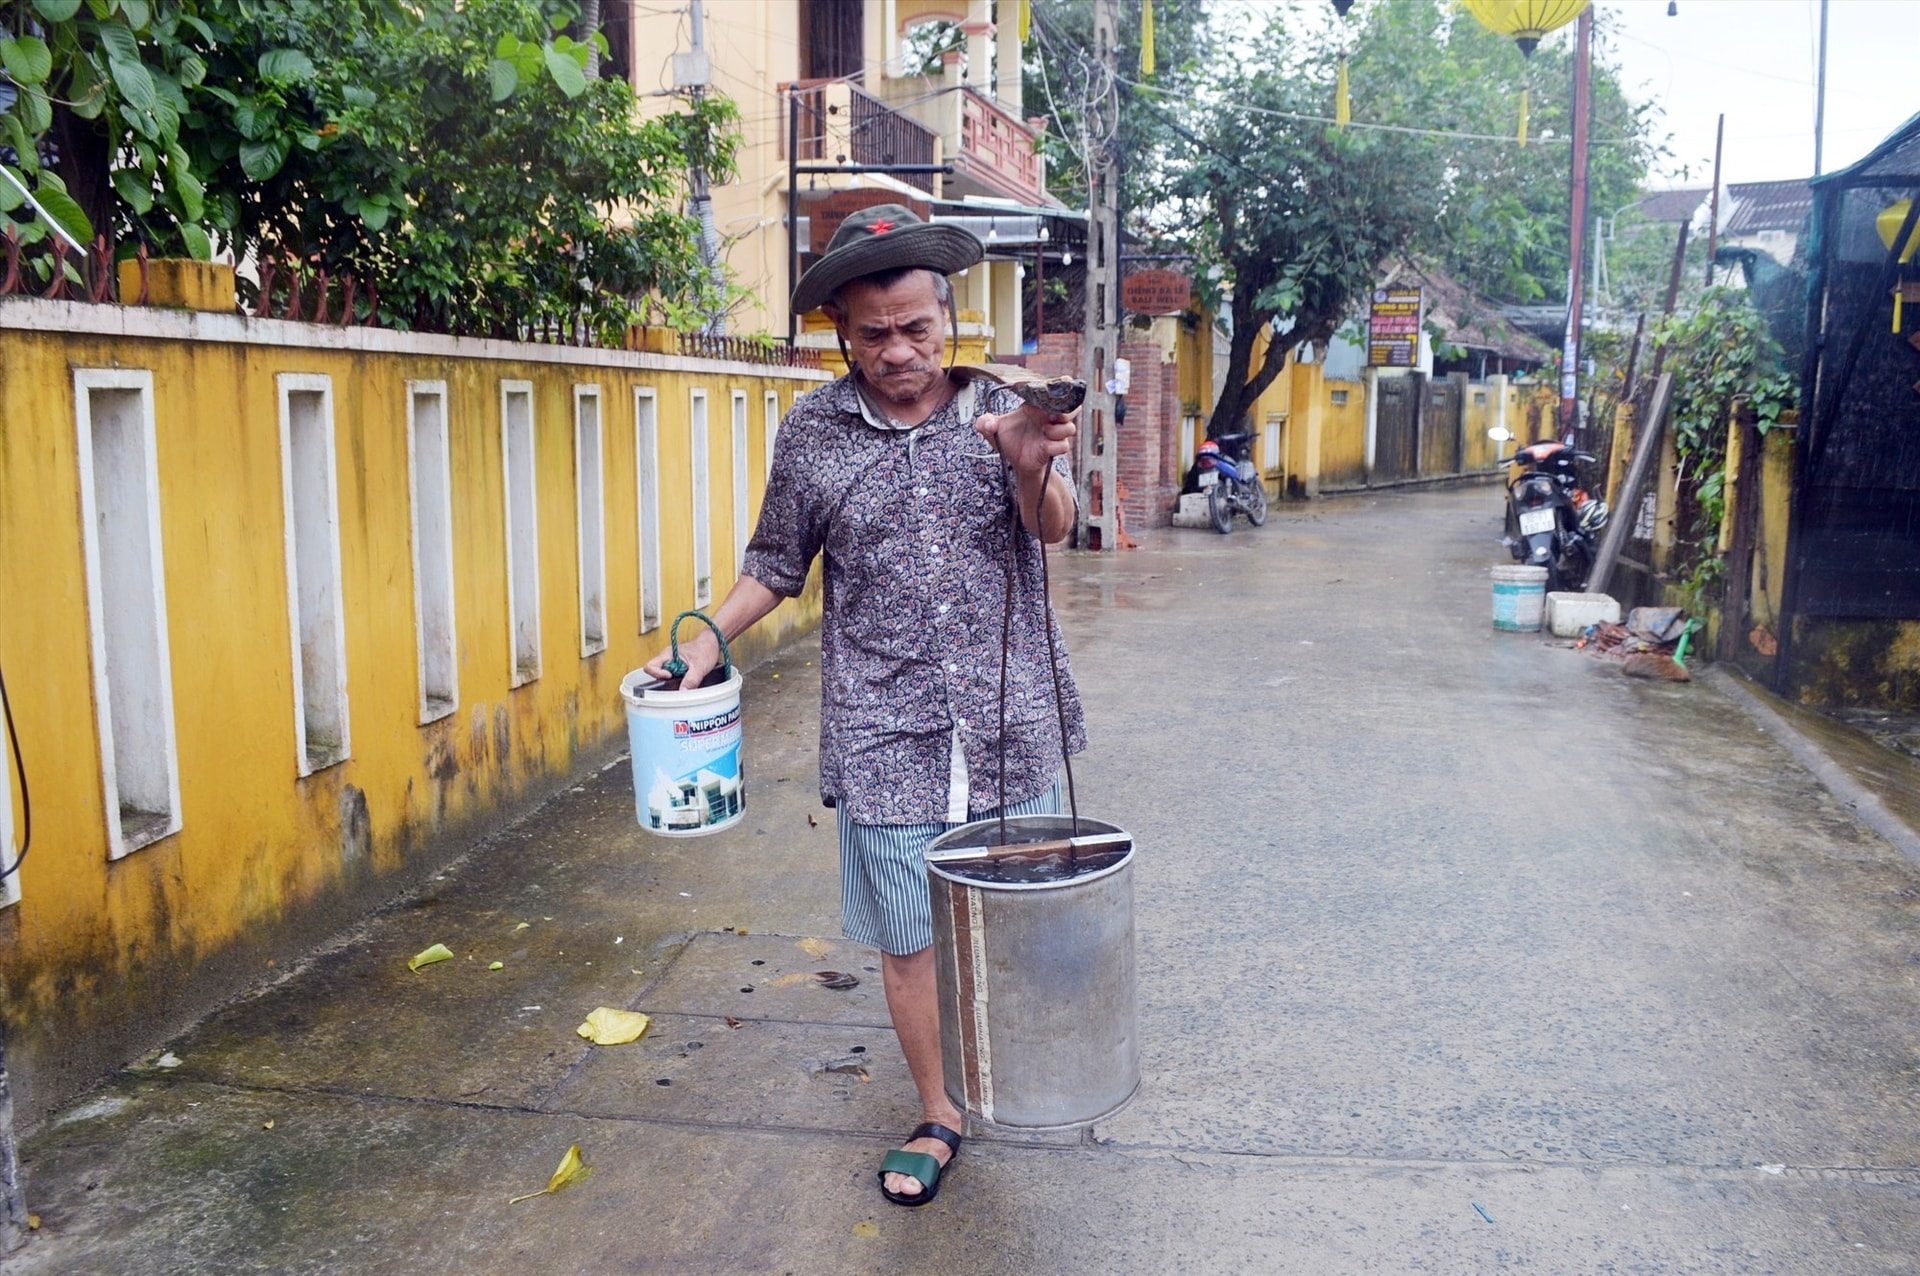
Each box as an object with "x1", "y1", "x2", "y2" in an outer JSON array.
[{"x1": 620, "y1": 668, "x2": 746, "y2": 837}]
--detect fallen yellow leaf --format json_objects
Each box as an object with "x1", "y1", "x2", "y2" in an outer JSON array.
[
  {"x1": 489, "y1": 961, "x2": 504, "y2": 971},
  {"x1": 514, "y1": 922, "x2": 530, "y2": 931},
  {"x1": 262, "y1": 1120, "x2": 275, "y2": 1130},
  {"x1": 852, "y1": 1220, "x2": 879, "y2": 1239},
  {"x1": 407, "y1": 943, "x2": 454, "y2": 973},
  {"x1": 768, "y1": 972, "x2": 815, "y2": 989},
  {"x1": 576, "y1": 1007, "x2": 651, "y2": 1045},
  {"x1": 510, "y1": 1145, "x2": 593, "y2": 1204},
  {"x1": 26, "y1": 1214, "x2": 40, "y2": 1230},
  {"x1": 797, "y1": 938, "x2": 831, "y2": 960}
]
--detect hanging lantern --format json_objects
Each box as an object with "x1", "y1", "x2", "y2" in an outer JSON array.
[
  {"x1": 1335, "y1": 57, "x2": 1351, "y2": 128},
  {"x1": 1140, "y1": 0, "x2": 1155, "y2": 77},
  {"x1": 1461, "y1": 0, "x2": 1589, "y2": 57}
]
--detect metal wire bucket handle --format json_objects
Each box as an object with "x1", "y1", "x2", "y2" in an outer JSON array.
[
  {"x1": 995, "y1": 468, "x2": 1080, "y2": 848},
  {"x1": 662, "y1": 610, "x2": 733, "y2": 685}
]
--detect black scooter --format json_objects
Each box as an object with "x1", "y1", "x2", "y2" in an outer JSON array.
[{"x1": 1489, "y1": 431, "x2": 1608, "y2": 592}]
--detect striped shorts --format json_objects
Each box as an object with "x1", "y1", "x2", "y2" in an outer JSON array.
[{"x1": 839, "y1": 776, "x2": 1065, "y2": 957}]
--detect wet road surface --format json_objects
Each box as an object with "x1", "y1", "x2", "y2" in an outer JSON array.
[{"x1": 14, "y1": 487, "x2": 1920, "y2": 1274}]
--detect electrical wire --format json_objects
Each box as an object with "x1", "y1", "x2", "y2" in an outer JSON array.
[
  {"x1": 0, "y1": 658, "x2": 27, "y2": 882},
  {"x1": 1116, "y1": 67, "x2": 1643, "y2": 148}
]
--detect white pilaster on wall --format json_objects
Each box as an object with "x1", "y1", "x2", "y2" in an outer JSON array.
[
  {"x1": 730, "y1": 390, "x2": 750, "y2": 574},
  {"x1": 406, "y1": 380, "x2": 459, "y2": 723},
  {"x1": 634, "y1": 388, "x2": 663, "y2": 634},
  {"x1": 575, "y1": 385, "x2": 608, "y2": 658},
  {"x1": 1363, "y1": 366, "x2": 1380, "y2": 479},
  {"x1": 277, "y1": 374, "x2": 352, "y2": 775},
  {"x1": 690, "y1": 389, "x2": 713, "y2": 609},
  {"x1": 73, "y1": 369, "x2": 182, "y2": 859},
  {"x1": 763, "y1": 390, "x2": 781, "y2": 482},
  {"x1": 501, "y1": 380, "x2": 542, "y2": 687}
]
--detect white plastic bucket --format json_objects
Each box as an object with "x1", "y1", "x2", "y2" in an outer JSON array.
[
  {"x1": 1491, "y1": 565, "x2": 1549, "y2": 632},
  {"x1": 620, "y1": 613, "x2": 746, "y2": 837}
]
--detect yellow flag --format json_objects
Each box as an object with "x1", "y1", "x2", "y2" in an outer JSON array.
[
  {"x1": 1335, "y1": 57, "x2": 1350, "y2": 128},
  {"x1": 1518, "y1": 85, "x2": 1530, "y2": 146},
  {"x1": 1018, "y1": 0, "x2": 1030, "y2": 42},
  {"x1": 1140, "y1": 0, "x2": 1155, "y2": 77}
]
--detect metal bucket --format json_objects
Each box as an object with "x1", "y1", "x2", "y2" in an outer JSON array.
[{"x1": 926, "y1": 814, "x2": 1138, "y2": 1130}]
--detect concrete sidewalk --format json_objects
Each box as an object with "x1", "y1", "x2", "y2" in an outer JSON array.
[{"x1": 12, "y1": 488, "x2": 1920, "y2": 1274}]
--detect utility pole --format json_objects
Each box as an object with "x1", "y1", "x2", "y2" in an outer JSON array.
[
  {"x1": 1706, "y1": 112, "x2": 1724, "y2": 286},
  {"x1": 1078, "y1": 0, "x2": 1121, "y2": 550},
  {"x1": 680, "y1": 0, "x2": 725, "y2": 334},
  {"x1": 1558, "y1": 5, "x2": 1592, "y2": 437},
  {"x1": 1813, "y1": 0, "x2": 1829, "y2": 176}
]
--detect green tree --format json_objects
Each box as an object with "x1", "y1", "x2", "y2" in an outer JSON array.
[
  {"x1": 1650, "y1": 286, "x2": 1794, "y2": 602},
  {"x1": 1, "y1": 0, "x2": 737, "y2": 337},
  {"x1": 1022, "y1": 0, "x2": 1209, "y2": 216},
  {"x1": 1133, "y1": 0, "x2": 1654, "y2": 437},
  {"x1": 1348, "y1": 0, "x2": 1655, "y2": 306}
]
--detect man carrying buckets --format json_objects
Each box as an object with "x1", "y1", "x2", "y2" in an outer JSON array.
[{"x1": 642, "y1": 204, "x2": 1085, "y2": 1207}]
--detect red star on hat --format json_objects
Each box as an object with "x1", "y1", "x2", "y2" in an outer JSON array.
[{"x1": 870, "y1": 218, "x2": 896, "y2": 235}]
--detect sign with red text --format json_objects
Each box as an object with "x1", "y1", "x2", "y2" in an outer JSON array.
[{"x1": 1367, "y1": 287, "x2": 1424, "y2": 368}]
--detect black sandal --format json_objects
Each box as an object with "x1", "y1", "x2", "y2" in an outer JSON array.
[{"x1": 877, "y1": 1121, "x2": 963, "y2": 1207}]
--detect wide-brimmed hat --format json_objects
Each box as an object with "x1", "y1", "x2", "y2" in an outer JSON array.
[{"x1": 791, "y1": 203, "x2": 983, "y2": 315}]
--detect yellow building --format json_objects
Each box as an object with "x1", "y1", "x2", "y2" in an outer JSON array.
[
  {"x1": 623, "y1": 0, "x2": 1080, "y2": 352},
  {"x1": 0, "y1": 292, "x2": 829, "y2": 1124}
]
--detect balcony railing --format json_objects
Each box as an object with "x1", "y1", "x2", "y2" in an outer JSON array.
[
  {"x1": 955, "y1": 87, "x2": 1043, "y2": 206},
  {"x1": 788, "y1": 79, "x2": 939, "y2": 194}
]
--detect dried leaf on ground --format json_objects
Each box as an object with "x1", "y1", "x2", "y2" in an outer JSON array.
[
  {"x1": 576, "y1": 1007, "x2": 651, "y2": 1045},
  {"x1": 810, "y1": 1055, "x2": 871, "y2": 1080},
  {"x1": 796, "y1": 938, "x2": 832, "y2": 959},
  {"x1": 510, "y1": 1145, "x2": 593, "y2": 1204},
  {"x1": 724, "y1": 1016, "x2": 743, "y2": 1029},
  {"x1": 408, "y1": 943, "x2": 454, "y2": 972},
  {"x1": 815, "y1": 971, "x2": 860, "y2": 990}
]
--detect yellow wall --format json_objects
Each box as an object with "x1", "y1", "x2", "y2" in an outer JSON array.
[
  {"x1": 0, "y1": 300, "x2": 829, "y2": 1121},
  {"x1": 1460, "y1": 381, "x2": 1520, "y2": 472},
  {"x1": 632, "y1": 3, "x2": 801, "y2": 339},
  {"x1": 1320, "y1": 379, "x2": 1367, "y2": 486}
]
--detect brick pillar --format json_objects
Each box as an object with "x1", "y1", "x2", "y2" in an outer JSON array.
[{"x1": 1117, "y1": 341, "x2": 1179, "y2": 530}]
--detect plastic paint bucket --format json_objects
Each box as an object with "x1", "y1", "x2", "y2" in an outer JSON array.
[
  {"x1": 1491, "y1": 564, "x2": 1549, "y2": 632},
  {"x1": 620, "y1": 613, "x2": 745, "y2": 837}
]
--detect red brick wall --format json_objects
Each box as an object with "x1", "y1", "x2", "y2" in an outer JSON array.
[
  {"x1": 1028, "y1": 332, "x2": 1082, "y2": 382},
  {"x1": 1024, "y1": 332, "x2": 1180, "y2": 533},
  {"x1": 1118, "y1": 341, "x2": 1179, "y2": 529}
]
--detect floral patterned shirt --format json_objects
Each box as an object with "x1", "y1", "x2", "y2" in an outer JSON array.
[{"x1": 742, "y1": 372, "x2": 1087, "y2": 825}]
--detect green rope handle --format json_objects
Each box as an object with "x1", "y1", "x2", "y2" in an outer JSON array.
[{"x1": 663, "y1": 610, "x2": 732, "y2": 683}]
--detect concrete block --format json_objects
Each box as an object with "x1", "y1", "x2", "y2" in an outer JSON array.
[
  {"x1": 1546, "y1": 591, "x2": 1621, "y2": 637},
  {"x1": 1171, "y1": 492, "x2": 1213, "y2": 528}
]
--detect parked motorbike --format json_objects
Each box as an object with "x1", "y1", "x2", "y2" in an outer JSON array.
[
  {"x1": 1489, "y1": 429, "x2": 1608, "y2": 591},
  {"x1": 1185, "y1": 433, "x2": 1269, "y2": 534}
]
